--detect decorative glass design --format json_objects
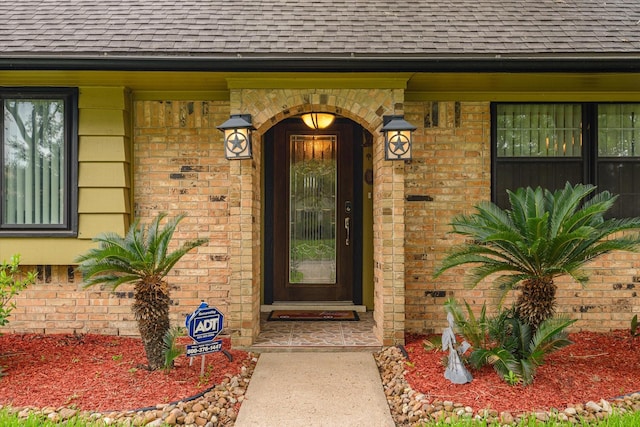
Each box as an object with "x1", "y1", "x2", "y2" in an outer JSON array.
[{"x1": 289, "y1": 135, "x2": 337, "y2": 284}]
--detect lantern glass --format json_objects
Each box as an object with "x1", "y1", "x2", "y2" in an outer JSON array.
[
  {"x1": 224, "y1": 128, "x2": 252, "y2": 159},
  {"x1": 385, "y1": 130, "x2": 412, "y2": 160},
  {"x1": 217, "y1": 114, "x2": 254, "y2": 160},
  {"x1": 381, "y1": 115, "x2": 416, "y2": 161}
]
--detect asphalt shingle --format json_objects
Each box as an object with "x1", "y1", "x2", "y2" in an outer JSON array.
[{"x1": 0, "y1": 0, "x2": 639, "y2": 57}]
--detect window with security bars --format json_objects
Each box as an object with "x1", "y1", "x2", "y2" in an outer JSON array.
[
  {"x1": 1, "y1": 88, "x2": 78, "y2": 235},
  {"x1": 493, "y1": 103, "x2": 640, "y2": 217}
]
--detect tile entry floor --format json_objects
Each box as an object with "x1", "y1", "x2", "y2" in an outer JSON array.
[{"x1": 250, "y1": 311, "x2": 382, "y2": 352}]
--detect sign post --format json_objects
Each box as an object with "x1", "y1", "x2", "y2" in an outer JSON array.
[{"x1": 185, "y1": 301, "x2": 230, "y2": 375}]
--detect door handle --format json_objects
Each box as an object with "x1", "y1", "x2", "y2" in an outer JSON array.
[{"x1": 344, "y1": 217, "x2": 350, "y2": 246}]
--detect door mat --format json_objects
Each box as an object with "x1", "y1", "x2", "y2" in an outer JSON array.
[{"x1": 267, "y1": 310, "x2": 360, "y2": 321}]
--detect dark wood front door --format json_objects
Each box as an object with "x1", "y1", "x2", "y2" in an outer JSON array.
[{"x1": 264, "y1": 119, "x2": 362, "y2": 302}]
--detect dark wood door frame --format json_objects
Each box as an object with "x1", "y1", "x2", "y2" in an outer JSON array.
[{"x1": 264, "y1": 118, "x2": 363, "y2": 304}]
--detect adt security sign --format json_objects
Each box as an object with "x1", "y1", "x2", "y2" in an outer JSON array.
[
  {"x1": 185, "y1": 301, "x2": 224, "y2": 343},
  {"x1": 185, "y1": 340, "x2": 223, "y2": 357}
]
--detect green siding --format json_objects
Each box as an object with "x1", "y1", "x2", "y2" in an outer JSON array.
[{"x1": 0, "y1": 86, "x2": 132, "y2": 265}]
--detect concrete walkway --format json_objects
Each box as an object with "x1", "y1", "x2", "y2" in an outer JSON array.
[{"x1": 235, "y1": 352, "x2": 395, "y2": 427}]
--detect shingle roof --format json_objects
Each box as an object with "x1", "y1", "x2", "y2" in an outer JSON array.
[{"x1": 1, "y1": 0, "x2": 639, "y2": 58}]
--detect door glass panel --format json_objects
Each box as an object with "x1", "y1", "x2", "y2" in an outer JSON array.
[{"x1": 289, "y1": 135, "x2": 337, "y2": 284}]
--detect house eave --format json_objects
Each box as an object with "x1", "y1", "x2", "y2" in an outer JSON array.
[{"x1": 1, "y1": 53, "x2": 640, "y2": 73}]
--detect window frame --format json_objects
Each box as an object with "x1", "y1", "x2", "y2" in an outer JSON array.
[
  {"x1": 491, "y1": 102, "x2": 640, "y2": 217},
  {"x1": 0, "y1": 87, "x2": 78, "y2": 237}
]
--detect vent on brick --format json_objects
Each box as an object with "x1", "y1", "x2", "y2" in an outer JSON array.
[
  {"x1": 424, "y1": 102, "x2": 439, "y2": 128},
  {"x1": 36, "y1": 265, "x2": 52, "y2": 283}
]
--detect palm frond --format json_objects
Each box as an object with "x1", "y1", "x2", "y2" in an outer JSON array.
[
  {"x1": 548, "y1": 183, "x2": 597, "y2": 238},
  {"x1": 510, "y1": 317, "x2": 532, "y2": 359},
  {"x1": 163, "y1": 326, "x2": 185, "y2": 373},
  {"x1": 81, "y1": 273, "x2": 141, "y2": 289},
  {"x1": 487, "y1": 274, "x2": 529, "y2": 309},
  {"x1": 528, "y1": 317, "x2": 576, "y2": 363},
  {"x1": 76, "y1": 213, "x2": 208, "y2": 288},
  {"x1": 517, "y1": 358, "x2": 537, "y2": 385},
  {"x1": 444, "y1": 298, "x2": 488, "y2": 348},
  {"x1": 465, "y1": 263, "x2": 525, "y2": 291},
  {"x1": 482, "y1": 347, "x2": 520, "y2": 380},
  {"x1": 435, "y1": 182, "x2": 640, "y2": 330}
]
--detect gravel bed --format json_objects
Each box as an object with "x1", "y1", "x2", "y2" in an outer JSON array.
[
  {"x1": 7, "y1": 346, "x2": 640, "y2": 426},
  {"x1": 5, "y1": 352, "x2": 259, "y2": 426},
  {"x1": 374, "y1": 345, "x2": 640, "y2": 426}
]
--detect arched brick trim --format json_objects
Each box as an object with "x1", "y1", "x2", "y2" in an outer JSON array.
[{"x1": 229, "y1": 87, "x2": 407, "y2": 347}]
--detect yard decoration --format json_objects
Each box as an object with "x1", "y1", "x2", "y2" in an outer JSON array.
[
  {"x1": 442, "y1": 311, "x2": 472, "y2": 384},
  {"x1": 75, "y1": 213, "x2": 207, "y2": 370},
  {"x1": 434, "y1": 182, "x2": 640, "y2": 331}
]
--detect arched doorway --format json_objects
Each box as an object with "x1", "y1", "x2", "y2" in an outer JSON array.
[{"x1": 263, "y1": 117, "x2": 369, "y2": 306}]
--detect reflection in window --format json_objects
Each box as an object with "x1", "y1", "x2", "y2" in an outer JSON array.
[
  {"x1": 598, "y1": 104, "x2": 639, "y2": 157},
  {"x1": 493, "y1": 103, "x2": 640, "y2": 218},
  {"x1": 496, "y1": 104, "x2": 582, "y2": 158},
  {"x1": 1, "y1": 89, "x2": 77, "y2": 234},
  {"x1": 4, "y1": 99, "x2": 65, "y2": 224}
]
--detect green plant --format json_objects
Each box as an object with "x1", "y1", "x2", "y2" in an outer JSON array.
[
  {"x1": 75, "y1": 213, "x2": 207, "y2": 370},
  {"x1": 422, "y1": 335, "x2": 442, "y2": 351},
  {"x1": 197, "y1": 364, "x2": 214, "y2": 386},
  {"x1": 434, "y1": 183, "x2": 640, "y2": 331},
  {"x1": 445, "y1": 298, "x2": 575, "y2": 385},
  {"x1": 0, "y1": 255, "x2": 37, "y2": 328},
  {"x1": 444, "y1": 298, "x2": 490, "y2": 350},
  {"x1": 163, "y1": 326, "x2": 185, "y2": 373}
]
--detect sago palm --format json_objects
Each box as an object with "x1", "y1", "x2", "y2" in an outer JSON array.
[
  {"x1": 75, "y1": 213, "x2": 207, "y2": 370},
  {"x1": 445, "y1": 298, "x2": 575, "y2": 385},
  {"x1": 470, "y1": 312, "x2": 576, "y2": 385},
  {"x1": 434, "y1": 182, "x2": 640, "y2": 330}
]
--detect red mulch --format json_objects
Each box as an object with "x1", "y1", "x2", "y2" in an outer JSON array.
[
  {"x1": 404, "y1": 330, "x2": 640, "y2": 414},
  {"x1": 0, "y1": 333, "x2": 249, "y2": 412}
]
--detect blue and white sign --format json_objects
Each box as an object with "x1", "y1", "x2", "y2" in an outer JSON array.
[
  {"x1": 185, "y1": 301, "x2": 224, "y2": 344},
  {"x1": 186, "y1": 339, "x2": 223, "y2": 357}
]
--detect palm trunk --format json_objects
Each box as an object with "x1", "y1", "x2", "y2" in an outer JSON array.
[
  {"x1": 133, "y1": 279, "x2": 170, "y2": 370},
  {"x1": 515, "y1": 277, "x2": 557, "y2": 331}
]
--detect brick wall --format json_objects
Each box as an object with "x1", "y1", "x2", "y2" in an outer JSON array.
[
  {"x1": 6, "y1": 95, "x2": 639, "y2": 340},
  {"x1": 404, "y1": 100, "x2": 640, "y2": 334},
  {"x1": 133, "y1": 100, "x2": 233, "y2": 330},
  {"x1": 6, "y1": 100, "x2": 234, "y2": 337},
  {"x1": 6, "y1": 265, "x2": 139, "y2": 335}
]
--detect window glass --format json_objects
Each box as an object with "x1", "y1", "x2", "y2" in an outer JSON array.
[
  {"x1": 3, "y1": 99, "x2": 65, "y2": 225},
  {"x1": 1, "y1": 89, "x2": 76, "y2": 235},
  {"x1": 598, "y1": 104, "x2": 640, "y2": 157},
  {"x1": 494, "y1": 102, "x2": 640, "y2": 217},
  {"x1": 496, "y1": 104, "x2": 582, "y2": 158}
]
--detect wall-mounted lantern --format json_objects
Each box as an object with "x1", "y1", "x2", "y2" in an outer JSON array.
[
  {"x1": 217, "y1": 114, "x2": 255, "y2": 160},
  {"x1": 301, "y1": 112, "x2": 335, "y2": 130},
  {"x1": 381, "y1": 115, "x2": 417, "y2": 161}
]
